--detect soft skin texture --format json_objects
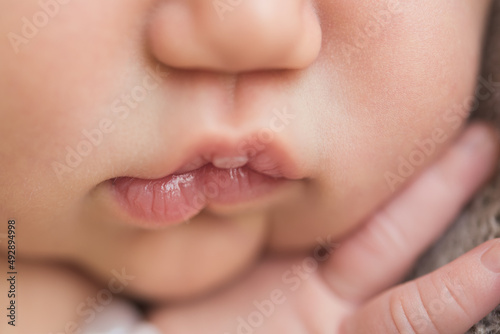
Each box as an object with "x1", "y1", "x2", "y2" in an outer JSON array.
[
  {"x1": 150, "y1": 124, "x2": 500, "y2": 334},
  {"x1": 0, "y1": 0, "x2": 493, "y2": 303}
]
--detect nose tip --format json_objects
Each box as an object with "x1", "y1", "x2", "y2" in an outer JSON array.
[{"x1": 148, "y1": 0, "x2": 322, "y2": 72}]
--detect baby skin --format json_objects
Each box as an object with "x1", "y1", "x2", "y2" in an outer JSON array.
[{"x1": 1, "y1": 0, "x2": 500, "y2": 333}]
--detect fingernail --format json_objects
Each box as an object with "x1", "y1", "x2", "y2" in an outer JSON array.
[
  {"x1": 131, "y1": 323, "x2": 163, "y2": 334},
  {"x1": 481, "y1": 240, "x2": 500, "y2": 273}
]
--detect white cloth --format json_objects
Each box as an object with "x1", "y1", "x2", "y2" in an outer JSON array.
[{"x1": 81, "y1": 299, "x2": 161, "y2": 334}]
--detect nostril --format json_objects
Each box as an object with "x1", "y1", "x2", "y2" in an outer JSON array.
[{"x1": 148, "y1": 0, "x2": 322, "y2": 73}]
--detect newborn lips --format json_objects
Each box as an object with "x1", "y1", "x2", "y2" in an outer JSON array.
[
  {"x1": 109, "y1": 140, "x2": 305, "y2": 227},
  {"x1": 112, "y1": 164, "x2": 284, "y2": 226}
]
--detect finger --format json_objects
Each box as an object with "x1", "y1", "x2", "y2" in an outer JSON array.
[
  {"x1": 341, "y1": 239, "x2": 500, "y2": 334},
  {"x1": 321, "y1": 123, "x2": 499, "y2": 302}
]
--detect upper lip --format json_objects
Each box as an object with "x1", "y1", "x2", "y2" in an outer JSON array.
[
  {"x1": 173, "y1": 143, "x2": 302, "y2": 179},
  {"x1": 117, "y1": 133, "x2": 307, "y2": 181}
]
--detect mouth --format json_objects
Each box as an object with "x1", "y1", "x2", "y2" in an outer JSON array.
[{"x1": 107, "y1": 139, "x2": 305, "y2": 227}]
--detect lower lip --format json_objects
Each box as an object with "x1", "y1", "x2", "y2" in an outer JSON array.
[{"x1": 111, "y1": 165, "x2": 285, "y2": 226}]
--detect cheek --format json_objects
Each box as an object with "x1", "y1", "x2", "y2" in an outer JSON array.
[
  {"x1": 0, "y1": 2, "x2": 163, "y2": 263},
  {"x1": 316, "y1": 0, "x2": 486, "y2": 191},
  {"x1": 0, "y1": 1, "x2": 148, "y2": 209},
  {"x1": 277, "y1": 0, "x2": 492, "y2": 244}
]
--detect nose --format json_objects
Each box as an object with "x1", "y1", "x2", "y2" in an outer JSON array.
[{"x1": 147, "y1": 0, "x2": 322, "y2": 72}]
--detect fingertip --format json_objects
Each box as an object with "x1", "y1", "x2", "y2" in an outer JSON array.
[
  {"x1": 435, "y1": 121, "x2": 500, "y2": 196},
  {"x1": 344, "y1": 239, "x2": 500, "y2": 334},
  {"x1": 459, "y1": 122, "x2": 500, "y2": 158}
]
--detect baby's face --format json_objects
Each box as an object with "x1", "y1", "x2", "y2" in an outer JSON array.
[{"x1": 0, "y1": 0, "x2": 492, "y2": 300}]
